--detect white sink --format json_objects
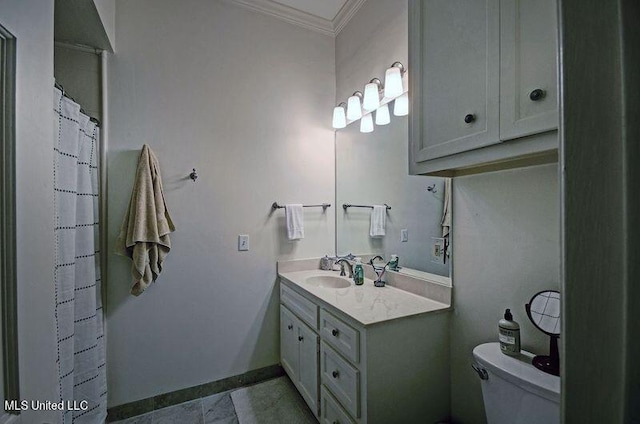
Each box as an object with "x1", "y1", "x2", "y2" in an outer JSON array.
[{"x1": 304, "y1": 275, "x2": 351, "y2": 289}]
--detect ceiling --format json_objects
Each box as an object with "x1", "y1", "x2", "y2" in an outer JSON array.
[{"x1": 229, "y1": 0, "x2": 367, "y2": 36}]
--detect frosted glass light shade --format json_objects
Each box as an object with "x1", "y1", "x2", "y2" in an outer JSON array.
[
  {"x1": 394, "y1": 92, "x2": 409, "y2": 116},
  {"x1": 375, "y1": 103, "x2": 391, "y2": 125},
  {"x1": 384, "y1": 66, "x2": 403, "y2": 98},
  {"x1": 363, "y1": 82, "x2": 381, "y2": 111},
  {"x1": 347, "y1": 95, "x2": 363, "y2": 120},
  {"x1": 360, "y1": 113, "x2": 374, "y2": 133},
  {"x1": 332, "y1": 105, "x2": 346, "y2": 129}
]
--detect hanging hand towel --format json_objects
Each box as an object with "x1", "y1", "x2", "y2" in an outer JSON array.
[
  {"x1": 285, "y1": 204, "x2": 304, "y2": 240},
  {"x1": 441, "y1": 178, "x2": 452, "y2": 238},
  {"x1": 115, "y1": 144, "x2": 175, "y2": 296},
  {"x1": 370, "y1": 205, "x2": 386, "y2": 237}
]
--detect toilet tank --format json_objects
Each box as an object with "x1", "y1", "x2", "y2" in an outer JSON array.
[{"x1": 472, "y1": 342, "x2": 560, "y2": 424}]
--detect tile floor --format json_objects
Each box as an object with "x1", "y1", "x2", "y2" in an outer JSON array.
[{"x1": 110, "y1": 376, "x2": 315, "y2": 424}]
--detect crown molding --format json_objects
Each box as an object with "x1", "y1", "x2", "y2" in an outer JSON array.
[
  {"x1": 225, "y1": 0, "x2": 367, "y2": 36},
  {"x1": 333, "y1": 0, "x2": 367, "y2": 35}
]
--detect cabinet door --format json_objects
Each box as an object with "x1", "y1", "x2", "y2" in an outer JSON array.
[
  {"x1": 409, "y1": 0, "x2": 500, "y2": 163},
  {"x1": 280, "y1": 306, "x2": 298, "y2": 382},
  {"x1": 297, "y1": 321, "x2": 319, "y2": 416},
  {"x1": 499, "y1": 0, "x2": 558, "y2": 140}
]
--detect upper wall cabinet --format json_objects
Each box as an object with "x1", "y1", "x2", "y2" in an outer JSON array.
[{"x1": 409, "y1": 0, "x2": 559, "y2": 176}]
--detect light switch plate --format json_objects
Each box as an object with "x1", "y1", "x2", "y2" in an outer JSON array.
[
  {"x1": 238, "y1": 235, "x2": 249, "y2": 251},
  {"x1": 401, "y1": 229, "x2": 408, "y2": 242}
]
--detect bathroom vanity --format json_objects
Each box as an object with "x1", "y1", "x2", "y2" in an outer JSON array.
[{"x1": 278, "y1": 258, "x2": 451, "y2": 424}]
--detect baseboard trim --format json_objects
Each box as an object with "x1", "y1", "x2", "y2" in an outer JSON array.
[{"x1": 106, "y1": 364, "x2": 285, "y2": 422}]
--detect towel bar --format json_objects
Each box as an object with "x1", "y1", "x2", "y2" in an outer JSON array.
[
  {"x1": 272, "y1": 202, "x2": 331, "y2": 210},
  {"x1": 343, "y1": 203, "x2": 391, "y2": 210}
]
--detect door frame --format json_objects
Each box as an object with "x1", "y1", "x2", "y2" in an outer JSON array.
[{"x1": 0, "y1": 22, "x2": 20, "y2": 411}]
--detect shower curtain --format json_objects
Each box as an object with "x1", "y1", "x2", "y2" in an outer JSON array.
[{"x1": 53, "y1": 88, "x2": 106, "y2": 423}]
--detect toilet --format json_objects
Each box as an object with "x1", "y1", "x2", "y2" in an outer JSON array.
[{"x1": 472, "y1": 342, "x2": 560, "y2": 424}]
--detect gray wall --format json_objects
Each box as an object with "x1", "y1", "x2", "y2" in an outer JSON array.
[
  {"x1": 106, "y1": 0, "x2": 335, "y2": 407},
  {"x1": 451, "y1": 163, "x2": 560, "y2": 424},
  {"x1": 335, "y1": 0, "x2": 449, "y2": 276},
  {"x1": 93, "y1": 0, "x2": 115, "y2": 50},
  {"x1": 54, "y1": 45, "x2": 102, "y2": 121},
  {"x1": 0, "y1": 0, "x2": 59, "y2": 422}
]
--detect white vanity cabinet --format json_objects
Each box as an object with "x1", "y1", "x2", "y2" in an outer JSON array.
[
  {"x1": 280, "y1": 285, "x2": 320, "y2": 417},
  {"x1": 409, "y1": 0, "x2": 558, "y2": 176},
  {"x1": 279, "y1": 277, "x2": 450, "y2": 424}
]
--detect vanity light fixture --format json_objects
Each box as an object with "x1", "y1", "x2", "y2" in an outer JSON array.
[
  {"x1": 346, "y1": 91, "x2": 364, "y2": 120},
  {"x1": 333, "y1": 61, "x2": 407, "y2": 132},
  {"x1": 384, "y1": 62, "x2": 405, "y2": 98},
  {"x1": 375, "y1": 103, "x2": 391, "y2": 125},
  {"x1": 360, "y1": 113, "x2": 374, "y2": 133},
  {"x1": 332, "y1": 102, "x2": 347, "y2": 129},
  {"x1": 394, "y1": 92, "x2": 409, "y2": 117},
  {"x1": 363, "y1": 78, "x2": 383, "y2": 112}
]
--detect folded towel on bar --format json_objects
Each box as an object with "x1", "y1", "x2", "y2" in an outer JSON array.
[
  {"x1": 285, "y1": 204, "x2": 304, "y2": 240},
  {"x1": 370, "y1": 205, "x2": 386, "y2": 237},
  {"x1": 115, "y1": 144, "x2": 175, "y2": 296}
]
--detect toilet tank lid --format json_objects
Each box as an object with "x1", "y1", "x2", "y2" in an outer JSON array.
[{"x1": 473, "y1": 342, "x2": 560, "y2": 403}]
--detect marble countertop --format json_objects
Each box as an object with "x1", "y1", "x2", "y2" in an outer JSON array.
[{"x1": 278, "y1": 269, "x2": 450, "y2": 326}]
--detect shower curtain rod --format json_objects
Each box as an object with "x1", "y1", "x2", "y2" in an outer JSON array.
[{"x1": 54, "y1": 81, "x2": 101, "y2": 127}]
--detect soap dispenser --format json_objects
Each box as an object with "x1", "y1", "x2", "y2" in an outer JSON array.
[
  {"x1": 353, "y1": 257, "x2": 364, "y2": 285},
  {"x1": 498, "y1": 309, "x2": 521, "y2": 356}
]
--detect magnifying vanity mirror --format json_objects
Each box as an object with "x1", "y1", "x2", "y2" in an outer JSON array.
[{"x1": 525, "y1": 290, "x2": 561, "y2": 376}]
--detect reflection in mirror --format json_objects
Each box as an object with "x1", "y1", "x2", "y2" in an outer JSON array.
[
  {"x1": 526, "y1": 290, "x2": 561, "y2": 376},
  {"x1": 335, "y1": 112, "x2": 451, "y2": 279}
]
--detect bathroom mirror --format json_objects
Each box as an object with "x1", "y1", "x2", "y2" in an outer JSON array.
[
  {"x1": 335, "y1": 115, "x2": 451, "y2": 278},
  {"x1": 525, "y1": 290, "x2": 560, "y2": 376}
]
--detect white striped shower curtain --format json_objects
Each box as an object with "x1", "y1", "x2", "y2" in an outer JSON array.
[{"x1": 53, "y1": 88, "x2": 107, "y2": 423}]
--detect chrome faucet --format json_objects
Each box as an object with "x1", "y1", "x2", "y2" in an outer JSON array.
[{"x1": 335, "y1": 259, "x2": 353, "y2": 278}]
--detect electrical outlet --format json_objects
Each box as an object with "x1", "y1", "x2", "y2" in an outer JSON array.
[
  {"x1": 400, "y1": 229, "x2": 408, "y2": 242},
  {"x1": 431, "y1": 237, "x2": 445, "y2": 264},
  {"x1": 238, "y1": 235, "x2": 249, "y2": 251}
]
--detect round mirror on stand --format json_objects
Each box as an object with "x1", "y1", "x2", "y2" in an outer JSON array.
[{"x1": 525, "y1": 290, "x2": 561, "y2": 376}]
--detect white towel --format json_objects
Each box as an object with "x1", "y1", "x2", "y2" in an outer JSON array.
[
  {"x1": 285, "y1": 204, "x2": 304, "y2": 240},
  {"x1": 441, "y1": 178, "x2": 452, "y2": 237},
  {"x1": 370, "y1": 205, "x2": 386, "y2": 237}
]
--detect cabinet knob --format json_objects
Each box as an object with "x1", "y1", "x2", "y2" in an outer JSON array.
[
  {"x1": 331, "y1": 329, "x2": 339, "y2": 337},
  {"x1": 332, "y1": 370, "x2": 340, "y2": 379},
  {"x1": 298, "y1": 336, "x2": 304, "y2": 342},
  {"x1": 287, "y1": 324, "x2": 293, "y2": 330},
  {"x1": 464, "y1": 114, "x2": 475, "y2": 124},
  {"x1": 529, "y1": 89, "x2": 545, "y2": 101}
]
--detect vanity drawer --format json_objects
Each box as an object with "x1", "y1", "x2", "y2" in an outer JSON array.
[
  {"x1": 321, "y1": 342, "x2": 360, "y2": 418},
  {"x1": 320, "y1": 309, "x2": 360, "y2": 364},
  {"x1": 321, "y1": 385, "x2": 356, "y2": 424},
  {"x1": 280, "y1": 283, "x2": 318, "y2": 330}
]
